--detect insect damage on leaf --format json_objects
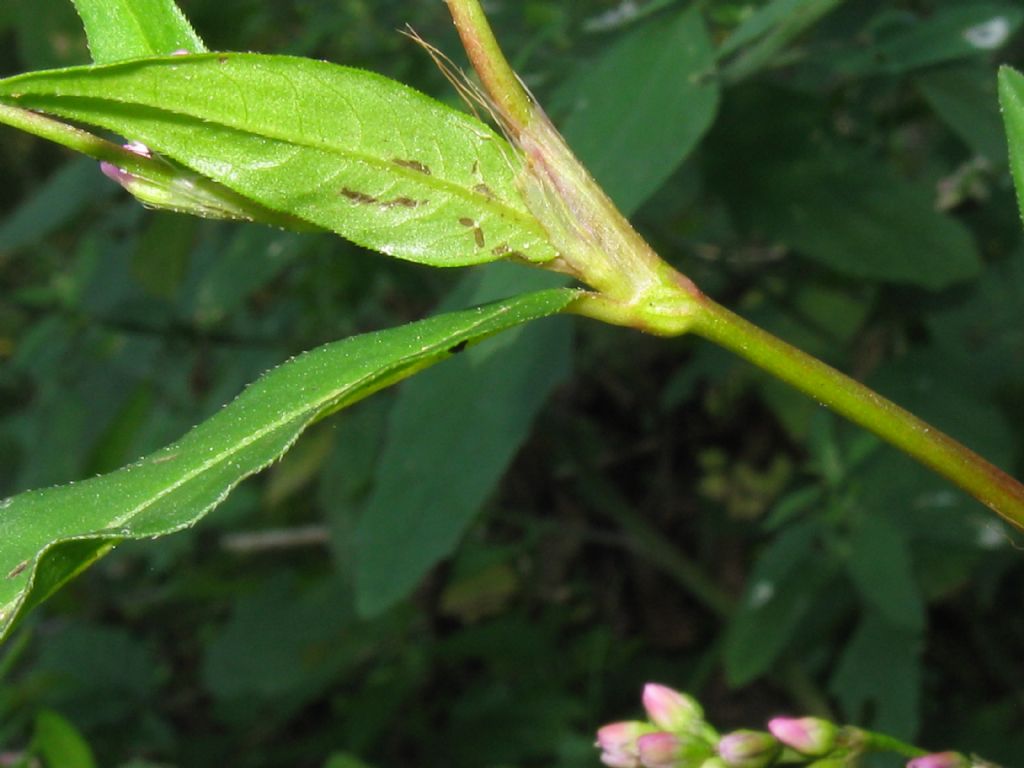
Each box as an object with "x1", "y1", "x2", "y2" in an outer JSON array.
[
  {"x1": 458, "y1": 216, "x2": 486, "y2": 248},
  {"x1": 491, "y1": 244, "x2": 527, "y2": 260},
  {"x1": 340, "y1": 187, "x2": 424, "y2": 209},
  {"x1": 392, "y1": 158, "x2": 432, "y2": 175}
]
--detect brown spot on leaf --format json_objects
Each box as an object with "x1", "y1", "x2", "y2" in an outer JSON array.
[
  {"x1": 393, "y1": 158, "x2": 432, "y2": 175},
  {"x1": 473, "y1": 183, "x2": 495, "y2": 199},
  {"x1": 382, "y1": 196, "x2": 421, "y2": 209},
  {"x1": 457, "y1": 218, "x2": 485, "y2": 249},
  {"x1": 341, "y1": 187, "x2": 378, "y2": 204}
]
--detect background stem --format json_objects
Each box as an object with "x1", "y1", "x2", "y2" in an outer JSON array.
[{"x1": 690, "y1": 297, "x2": 1024, "y2": 532}]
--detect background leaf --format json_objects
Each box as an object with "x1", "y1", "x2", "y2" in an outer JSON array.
[
  {"x1": 845, "y1": 515, "x2": 925, "y2": 632},
  {"x1": 555, "y1": 7, "x2": 719, "y2": 215},
  {"x1": 835, "y1": 3, "x2": 1023, "y2": 76},
  {"x1": 723, "y1": 520, "x2": 837, "y2": 686},
  {"x1": 829, "y1": 614, "x2": 922, "y2": 738},
  {"x1": 70, "y1": 0, "x2": 206, "y2": 63},
  {"x1": 0, "y1": 289, "x2": 574, "y2": 641},
  {"x1": 0, "y1": 55, "x2": 557, "y2": 267},
  {"x1": 354, "y1": 265, "x2": 572, "y2": 615},
  {"x1": 707, "y1": 87, "x2": 981, "y2": 289},
  {"x1": 32, "y1": 708, "x2": 98, "y2": 768}
]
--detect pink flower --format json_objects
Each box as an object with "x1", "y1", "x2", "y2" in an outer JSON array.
[
  {"x1": 596, "y1": 721, "x2": 651, "y2": 768},
  {"x1": 717, "y1": 730, "x2": 781, "y2": 768},
  {"x1": 767, "y1": 717, "x2": 836, "y2": 757},
  {"x1": 636, "y1": 732, "x2": 712, "y2": 768},
  {"x1": 642, "y1": 684, "x2": 703, "y2": 732}
]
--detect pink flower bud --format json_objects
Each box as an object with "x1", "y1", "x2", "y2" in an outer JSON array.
[
  {"x1": 637, "y1": 732, "x2": 712, "y2": 768},
  {"x1": 99, "y1": 142, "x2": 151, "y2": 187},
  {"x1": 123, "y1": 141, "x2": 151, "y2": 157},
  {"x1": 642, "y1": 684, "x2": 704, "y2": 732},
  {"x1": 767, "y1": 717, "x2": 836, "y2": 757},
  {"x1": 906, "y1": 753, "x2": 970, "y2": 768},
  {"x1": 717, "y1": 730, "x2": 781, "y2": 768},
  {"x1": 596, "y1": 721, "x2": 652, "y2": 768},
  {"x1": 100, "y1": 161, "x2": 133, "y2": 186}
]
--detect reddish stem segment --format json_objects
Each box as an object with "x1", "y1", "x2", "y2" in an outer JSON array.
[{"x1": 691, "y1": 298, "x2": 1024, "y2": 532}]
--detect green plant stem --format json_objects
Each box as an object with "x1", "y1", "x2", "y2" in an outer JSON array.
[
  {"x1": 861, "y1": 730, "x2": 927, "y2": 759},
  {"x1": 689, "y1": 297, "x2": 1024, "y2": 532},
  {"x1": 0, "y1": 101, "x2": 134, "y2": 168},
  {"x1": 444, "y1": 0, "x2": 533, "y2": 133}
]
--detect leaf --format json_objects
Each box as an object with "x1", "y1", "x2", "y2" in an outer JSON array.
[
  {"x1": 916, "y1": 64, "x2": 1004, "y2": 163},
  {"x1": 0, "y1": 55, "x2": 558, "y2": 267},
  {"x1": 0, "y1": 158, "x2": 114, "y2": 254},
  {"x1": 999, "y1": 66, "x2": 1024, "y2": 226},
  {"x1": 70, "y1": 0, "x2": 206, "y2": 63},
  {"x1": 0, "y1": 289, "x2": 575, "y2": 642},
  {"x1": 355, "y1": 265, "x2": 572, "y2": 616},
  {"x1": 32, "y1": 709, "x2": 97, "y2": 768},
  {"x1": 829, "y1": 613, "x2": 922, "y2": 739},
  {"x1": 845, "y1": 515, "x2": 925, "y2": 632},
  {"x1": 555, "y1": 7, "x2": 719, "y2": 215},
  {"x1": 201, "y1": 576, "x2": 355, "y2": 705},
  {"x1": 707, "y1": 88, "x2": 981, "y2": 289},
  {"x1": 836, "y1": 4, "x2": 1023, "y2": 76},
  {"x1": 718, "y1": 0, "x2": 844, "y2": 82},
  {"x1": 723, "y1": 520, "x2": 836, "y2": 686}
]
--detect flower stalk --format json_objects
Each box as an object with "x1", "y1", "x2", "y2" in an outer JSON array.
[{"x1": 596, "y1": 684, "x2": 997, "y2": 768}]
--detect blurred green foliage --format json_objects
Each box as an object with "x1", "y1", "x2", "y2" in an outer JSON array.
[{"x1": 0, "y1": 0, "x2": 1022, "y2": 766}]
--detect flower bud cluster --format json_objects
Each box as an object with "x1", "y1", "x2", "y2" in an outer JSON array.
[{"x1": 595, "y1": 684, "x2": 1001, "y2": 768}]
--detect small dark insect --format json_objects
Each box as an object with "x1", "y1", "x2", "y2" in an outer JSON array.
[
  {"x1": 449, "y1": 340, "x2": 469, "y2": 355},
  {"x1": 7, "y1": 560, "x2": 29, "y2": 579}
]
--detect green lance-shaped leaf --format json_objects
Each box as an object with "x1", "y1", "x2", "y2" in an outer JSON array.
[
  {"x1": 999, "y1": 66, "x2": 1024, "y2": 225},
  {"x1": 70, "y1": 0, "x2": 207, "y2": 63},
  {"x1": 0, "y1": 54, "x2": 558, "y2": 267},
  {"x1": 0, "y1": 289, "x2": 575, "y2": 642}
]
